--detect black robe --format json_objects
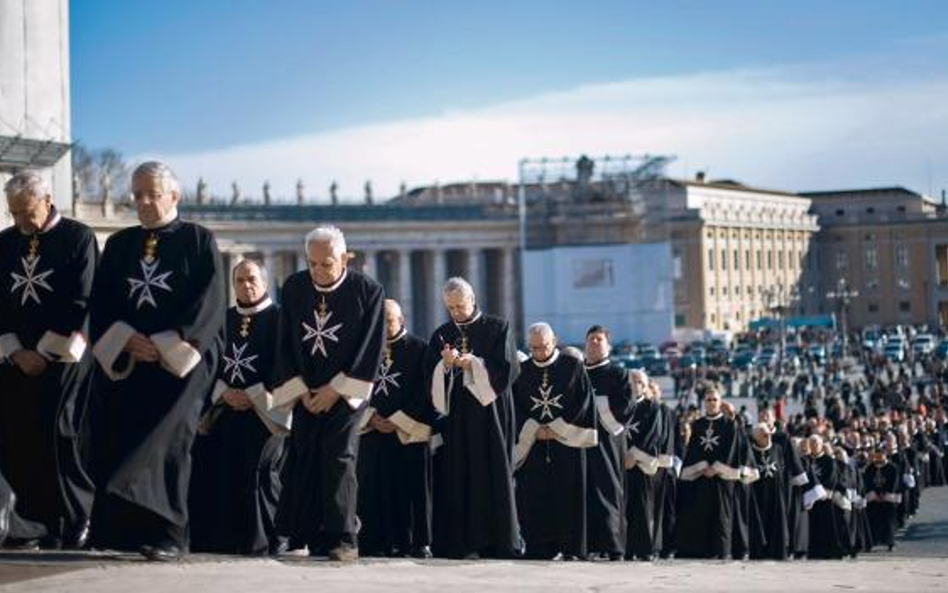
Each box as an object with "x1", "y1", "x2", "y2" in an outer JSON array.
[
  {"x1": 774, "y1": 431, "x2": 808, "y2": 557},
  {"x1": 426, "y1": 311, "x2": 520, "y2": 558},
  {"x1": 864, "y1": 461, "x2": 900, "y2": 549},
  {"x1": 675, "y1": 413, "x2": 756, "y2": 559},
  {"x1": 513, "y1": 349, "x2": 595, "y2": 559},
  {"x1": 806, "y1": 453, "x2": 846, "y2": 559},
  {"x1": 749, "y1": 443, "x2": 789, "y2": 559},
  {"x1": 189, "y1": 299, "x2": 288, "y2": 555},
  {"x1": 357, "y1": 329, "x2": 433, "y2": 556},
  {"x1": 89, "y1": 217, "x2": 225, "y2": 551},
  {"x1": 623, "y1": 395, "x2": 664, "y2": 559},
  {"x1": 655, "y1": 403, "x2": 680, "y2": 558},
  {"x1": 271, "y1": 268, "x2": 384, "y2": 552},
  {"x1": 0, "y1": 212, "x2": 97, "y2": 543},
  {"x1": 584, "y1": 359, "x2": 633, "y2": 558}
]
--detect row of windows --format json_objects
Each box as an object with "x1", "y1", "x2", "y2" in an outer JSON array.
[
  {"x1": 835, "y1": 245, "x2": 911, "y2": 271},
  {"x1": 706, "y1": 301, "x2": 912, "y2": 327},
  {"x1": 707, "y1": 248, "x2": 812, "y2": 272}
]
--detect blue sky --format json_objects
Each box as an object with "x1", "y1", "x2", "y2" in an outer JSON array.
[{"x1": 72, "y1": 1, "x2": 948, "y2": 199}]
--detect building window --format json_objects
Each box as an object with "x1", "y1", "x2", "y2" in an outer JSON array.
[
  {"x1": 722, "y1": 286, "x2": 728, "y2": 296},
  {"x1": 899, "y1": 301, "x2": 911, "y2": 313},
  {"x1": 836, "y1": 249, "x2": 848, "y2": 270},
  {"x1": 866, "y1": 278, "x2": 879, "y2": 292},
  {"x1": 756, "y1": 250, "x2": 762, "y2": 270},
  {"x1": 675, "y1": 313, "x2": 686, "y2": 327},
  {"x1": 710, "y1": 287, "x2": 715, "y2": 296},
  {"x1": 866, "y1": 207, "x2": 875, "y2": 214},
  {"x1": 865, "y1": 246, "x2": 878, "y2": 271},
  {"x1": 895, "y1": 244, "x2": 909, "y2": 268},
  {"x1": 836, "y1": 209, "x2": 845, "y2": 216},
  {"x1": 868, "y1": 303, "x2": 879, "y2": 314},
  {"x1": 721, "y1": 249, "x2": 727, "y2": 271},
  {"x1": 897, "y1": 205, "x2": 906, "y2": 213},
  {"x1": 778, "y1": 251, "x2": 784, "y2": 270},
  {"x1": 735, "y1": 285, "x2": 741, "y2": 295},
  {"x1": 767, "y1": 251, "x2": 773, "y2": 270},
  {"x1": 734, "y1": 249, "x2": 739, "y2": 272},
  {"x1": 744, "y1": 249, "x2": 750, "y2": 270},
  {"x1": 710, "y1": 314, "x2": 716, "y2": 324},
  {"x1": 708, "y1": 248, "x2": 715, "y2": 271}
]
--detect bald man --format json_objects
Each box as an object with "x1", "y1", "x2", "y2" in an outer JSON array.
[{"x1": 356, "y1": 299, "x2": 434, "y2": 558}]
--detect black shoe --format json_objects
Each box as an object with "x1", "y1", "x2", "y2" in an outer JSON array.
[
  {"x1": 608, "y1": 552, "x2": 624, "y2": 562},
  {"x1": 64, "y1": 520, "x2": 91, "y2": 550},
  {"x1": 268, "y1": 537, "x2": 290, "y2": 557},
  {"x1": 6, "y1": 538, "x2": 40, "y2": 551},
  {"x1": 140, "y1": 543, "x2": 183, "y2": 562},
  {"x1": 411, "y1": 545, "x2": 432, "y2": 559}
]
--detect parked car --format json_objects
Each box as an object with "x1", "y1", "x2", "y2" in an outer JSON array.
[
  {"x1": 934, "y1": 340, "x2": 948, "y2": 361},
  {"x1": 883, "y1": 342, "x2": 905, "y2": 363},
  {"x1": 732, "y1": 349, "x2": 757, "y2": 370},
  {"x1": 808, "y1": 344, "x2": 827, "y2": 363},
  {"x1": 645, "y1": 357, "x2": 671, "y2": 376},
  {"x1": 913, "y1": 334, "x2": 935, "y2": 355}
]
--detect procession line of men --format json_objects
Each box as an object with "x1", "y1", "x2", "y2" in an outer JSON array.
[{"x1": 1, "y1": 163, "x2": 942, "y2": 563}]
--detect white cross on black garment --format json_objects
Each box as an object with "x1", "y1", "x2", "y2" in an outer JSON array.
[
  {"x1": 10, "y1": 255, "x2": 54, "y2": 306},
  {"x1": 222, "y1": 341, "x2": 259, "y2": 384},
  {"x1": 301, "y1": 309, "x2": 343, "y2": 358},
  {"x1": 127, "y1": 259, "x2": 173, "y2": 309},
  {"x1": 699, "y1": 423, "x2": 720, "y2": 451},
  {"x1": 531, "y1": 383, "x2": 565, "y2": 420},
  {"x1": 374, "y1": 359, "x2": 402, "y2": 397}
]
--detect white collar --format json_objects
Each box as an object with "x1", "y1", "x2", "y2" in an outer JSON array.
[
  {"x1": 141, "y1": 205, "x2": 179, "y2": 230},
  {"x1": 38, "y1": 209, "x2": 62, "y2": 234},
  {"x1": 585, "y1": 358, "x2": 610, "y2": 370},
  {"x1": 387, "y1": 327, "x2": 407, "y2": 344},
  {"x1": 313, "y1": 268, "x2": 348, "y2": 293},
  {"x1": 705, "y1": 412, "x2": 724, "y2": 421},
  {"x1": 236, "y1": 296, "x2": 273, "y2": 315},
  {"x1": 752, "y1": 442, "x2": 773, "y2": 452},
  {"x1": 533, "y1": 348, "x2": 560, "y2": 368},
  {"x1": 455, "y1": 310, "x2": 482, "y2": 327}
]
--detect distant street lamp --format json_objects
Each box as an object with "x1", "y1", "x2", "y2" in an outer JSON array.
[
  {"x1": 826, "y1": 277, "x2": 859, "y2": 356},
  {"x1": 763, "y1": 284, "x2": 799, "y2": 357}
]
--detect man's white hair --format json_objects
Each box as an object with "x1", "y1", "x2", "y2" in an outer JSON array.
[
  {"x1": 527, "y1": 322, "x2": 555, "y2": 340},
  {"x1": 133, "y1": 161, "x2": 180, "y2": 195},
  {"x1": 442, "y1": 276, "x2": 475, "y2": 302},
  {"x1": 304, "y1": 225, "x2": 347, "y2": 257},
  {"x1": 4, "y1": 170, "x2": 50, "y2": 200}
]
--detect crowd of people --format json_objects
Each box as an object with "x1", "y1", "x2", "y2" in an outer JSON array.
[{"x1": 0, "y1": 163, "x2": 945, "y2": 564}]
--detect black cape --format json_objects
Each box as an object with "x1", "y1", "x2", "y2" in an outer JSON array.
[
  {"x1": 357, "y1": 329, "x2": 433, "y2": 556},
  {"x1": 0, "y1": 211, "x2": 97, "y2": 541},
  {"x1": 189, "y1": 299, "x2": 287, "y2": 554},
  {"x1": 512, "y1": 350, "x2": 595, "y2": 559},
  {"x1": 89, "y1": 217, "x2": 225, "y2": 550},
  {"x1": 271, "y1": 268, "x2": 385, "y2": 551},
  {"x1": 426, "y1": 311, "x2": 521, "y2": 558},
  {"x1": 624, "y1": 394, "x2": 664, "y2": 559}
]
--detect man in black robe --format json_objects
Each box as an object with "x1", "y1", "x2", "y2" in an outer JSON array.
[
  {"x1": 189, "y1": 259, "x2": 289, "y2": 555},
  {"x1": 806, "y1": 436, "x2": 847, "y2": 559},
  {"x1": 270, "y1": 225, "x2": 385, "y2": 561},
  {"x1": 748, "y1": 423, "x2": 789, "y2": 559},
  {"x1": 582, "y1": 325, "x2": 633, "y2": 561},
  {"x1": 0, "y1": 171, "x2": 97, "y2": 549},
  {"x1": 623, "y1": 370, "x2": 665, "y2": 560},
  {"x1": 864, "y1": 445, "x2": 900, "y2": 550},
  {"x1": 676, "y1": 385, "x2": 758, "y2": 559},
  {"x1": 89, "y1": 162, "x2": 225, "y2": 561},
  {"x1": 758, "y1": 407, "x2": 808, "y2": 559},
  {"x1": 357, "y1": 298, "x2": 433, "y2": 558},
  {"x1": 427, "y1": 277, "x2": 520, "y2": 559},
  {"x1": 513, "y1": 322, "x2": 596, "y2": 560},
  {"x1": 655, "y1": 398, "x2": 681, "y2": 559}
]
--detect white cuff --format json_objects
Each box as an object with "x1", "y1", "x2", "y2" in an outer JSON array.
[
  {"x1": 882, "y1": 492, "x2": 902, "y2": 504},
  {"x1": 680, "y1": 460, "x2": 709, "y2": 481},
  {"x1": 272, "y1": 376, "x2": 309, "y2": 410},
  {"x1": 431, "y1": 360, "x2": 449, "y2": 415},
  {"x1": 657, "y1": 454, "x2": 675, "y2": 469},
  {"x1": 672, "y1": 455, "x2": 682, "y2": 477},
  {"x1": 388, "y1": 410, "x2": 432, "y2": 444},
  {"x1": 330, "y1": 372, "x2": 373, "y2": 409},
  {"x1": 865, "y1": 491, "x2": 879, "y2": 503},
  {"x1": 0, "y1": 333, "x2": 24, "y2": 360},
  {"x1": 463, "y1": 356, "x2": 497, "y2": 407},
  {"x1": 903, "y1": 473, "x2": 916, "y2": 489},
  {"x1": 595, "y1": 395, "x2": 624, "y2": 436},
  {"x1": 789, "y1": 472, "x2": 810, "y2": 487},
  {"x1": 803, "y1": 484, "x2": 828, "y2": 509},
  {"x1": 92, "y1": 321, "x2": 136, "y2": 381},
  {"x1": 151, "y1": 330, "x2": 202, "y2": 378},
  {"x1": 548, "y1": 417, "x2": 598, "y2": 449},
  {"x1": 514, "y1": 418, "x2": 541, "y2": 469},
  {"x1": 429, "y1": 433, "x2": 444, "y2": 454},
  {"x1": 36, "y1": 330, "x2": 87, "y2": 363},
  {"x1": 832, "y1": 491, "x2": 853, "y2": 512},
  {"x1": 211, "y1": 379, "x2": 229, "y2": 404},
  {"x1": 629, "y1": 446, "x2": 660, "y2": 476},
  {"x1": 740, "y1": 466, "x2": 761, "y2": 485},
  {"x1": 243, "y1": 382, "x2": 291, "y2": 432}
]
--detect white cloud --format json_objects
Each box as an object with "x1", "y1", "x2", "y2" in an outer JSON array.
[{"x1": 143, "y1": 65, "x2": 948, "y2": 202}]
